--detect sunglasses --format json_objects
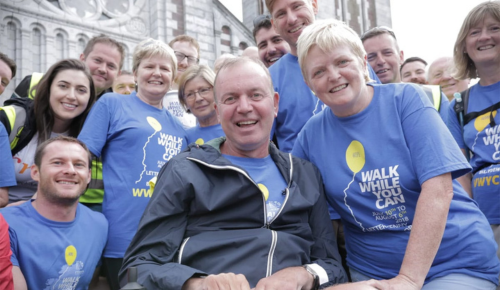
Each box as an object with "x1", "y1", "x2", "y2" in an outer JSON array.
[{"x1": 253, "y1": 14, "x2": 271, "y2": 28}]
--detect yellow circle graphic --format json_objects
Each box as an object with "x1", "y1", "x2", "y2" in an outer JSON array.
[
  {"x1": 65, "y1": 245, "x2": 77, "y2": 266},
  {"x1": 258, "y1": 183, "x2": 269, "y2": 201},
  {"x1": 147, "y1": 117, "x2": 162, "y2": 131},
  {"x1": 474, "y1": 111, "x2": 497, "y2": 132},
  {"x1": 195, "y1": 138, "x2": 205, "y2": 145},
  {"x1": 346, "y1": 140, "x2": 365, "y2": 173}
]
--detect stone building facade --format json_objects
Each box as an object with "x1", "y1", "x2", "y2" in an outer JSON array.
[{"x1": 0, "y1": 0, "x2": 391, "y2": 101}]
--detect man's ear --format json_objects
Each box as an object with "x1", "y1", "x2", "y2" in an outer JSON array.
[
  {"x1": 79, "y1": 53, "x2": 86, "y2": 62},
  {"x1": 311, "y1": 0, "x2": 319, "y2": 15},
  {"x1": 31, "y1": 165, "x2": 40, "y2": 182}
]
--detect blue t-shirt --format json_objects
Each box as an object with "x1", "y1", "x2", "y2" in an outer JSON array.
[
  {"x1": 223, "y1": 154, "x2": 287, "y2": 222},
  {"x1": 78, "y1": 92, "x2": 188, "y2": 258},
  {"x1": 269, "y1": 53, "x2": 380, "y2": 154},
  {"x1": 447, "y1": 81, "x2": 500, "y2": 224},
  {"x1": 1, "y1": 202, "x2": 108, "y2": 290},
  {"x1": 438, "y1": 92, "x2": 449, "y2": 122},
  {"x1": 186, "y1": 124, "x2": 225, "y2": 145},
  {"x1": 0, "y1": 123, "x2": 15, "y2": 187},
  {"x1": 271, "y1": 53, "x2": 380, "y2": 220},
  {"x1": 293, "y1": 83, "x2": 499, "y2": 284}
]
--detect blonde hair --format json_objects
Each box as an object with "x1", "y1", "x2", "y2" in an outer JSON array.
[
  {"x1": 297, "y1": 19, "x2": 370, "y2": 82},
  {"x1": 177, "y1": 65, "x2": 216, "y2": 112},
  {"x1": 453, "y1": 1, "x2": 500, "y2": 79},
  {"x1": 132, "y1": 38, "x2": 177, "y2": 81}
]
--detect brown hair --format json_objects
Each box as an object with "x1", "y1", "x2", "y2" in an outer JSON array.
[
  {"x1": 0, "y1": 52, "x2": 16, "y2": 78},
  {"x1": 33, "y1": 59, "x2": 96, "y2": 144},
  {"x1": 169, "y1": 35, "x2": 200, "y2": 57},
  {"x1": 34, "y1": 135, "x2": 91, "y2": 169},
  {"x1": 177, "y1": 65, "x2": 216, "y2": 112},
  {"x1": 83, "y1": 34, "x2": 125, "y2": 70},
  {"x1": 453, "y1": 1, "x2": 500, "y2": 79}
]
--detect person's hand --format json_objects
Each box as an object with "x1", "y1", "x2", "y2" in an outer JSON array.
[
  {"x1": 380, "y1": 274, "x2": 420, "y2": 290},
  {"x1": 253, "y1": 267, "x2": 312, "y2": 290},
  {"x1": 325, "y1": 279, "x2": 388, "y2": 290},
  {"x1": 182, "y1": 273, "x2": 251, "y2": 290}
]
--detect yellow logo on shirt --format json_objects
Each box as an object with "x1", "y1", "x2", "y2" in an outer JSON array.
[{"x1": 65, "y1": 245, "x2": 77, "y2": 266}]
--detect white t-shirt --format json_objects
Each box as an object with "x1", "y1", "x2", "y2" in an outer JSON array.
[
  {"x1": 162, "y1": 90, "x2": 197, "y2": 129},
  {"x1": 9, "y1": 131, "x2": 65, "y2": 203}
]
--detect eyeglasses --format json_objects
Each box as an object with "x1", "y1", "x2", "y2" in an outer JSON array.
[
  {"x1": 174, "y1": 51, "x2": 199, "y2": 65},
  {"x1": 253, "y1": 14, "x2": 271, "y2": 27},
  {"x1": 360, "y1": 26, "x2": 397, "y2": 42},
  {"x1": 185, "y1": 87, "x2": 212, "y2": 101}
]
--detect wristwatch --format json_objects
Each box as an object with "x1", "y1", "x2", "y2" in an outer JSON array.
[{"x1": 303, "y1": 264, "x2": 320, "y2": 290}]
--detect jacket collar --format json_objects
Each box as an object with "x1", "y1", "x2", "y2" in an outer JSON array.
[{"x1": 187, "y1": 137, "x2": 292, "y2": 185}]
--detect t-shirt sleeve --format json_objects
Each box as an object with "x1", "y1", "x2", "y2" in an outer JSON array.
[
  {"x1": 446, "y1": 98, "x2": 466, "y2": 149},
  {"x1": 439, "y1": 92, "x2": 449, "y2": 123},
  {"x1": 78, "y1": 97, "x2": 113, "y2": 157},
  {"x1": 0, "y1": 215, "x2": 13, "y2": 290},
  {"x1": 291, "y1": 131, "x2": 309, "y2": 161},
  {"x1": 0, "y1": 124, "x2": 16, "y2": 187},
  {"x1": 400, "y1": 85, "x2": 471, "y2": 183}
]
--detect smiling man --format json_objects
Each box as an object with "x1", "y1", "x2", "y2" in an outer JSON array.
[
  {"x1": 163, "y1": 35, "x2": 200, "y2": 128},
  {"x1": 428, "y1": 57, "x2": 470, "y2": 101},
  {"x1": 0, "y1": 136, "x2": 107, "y2": 290},
  {"x1": 0, "y1": 53, "x2": 16, "y2": 98},
  {"x1": 252, "y1": 15, "x2": 290, "y2": 67},
  {"x1": 117, "y1": 57, "x2": 383, "y2": 290},
  {"x1": 361, "y1": 26, "x2": 404, "y2": 84},
  {"x1": 400, "y1": 57, "x2": 428, "y2": 85},
  {"x1": 14, "y1": 34, "x2": 123, "y2": 99}
]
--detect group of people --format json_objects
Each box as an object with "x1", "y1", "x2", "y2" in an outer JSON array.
[{"x1": 0, "y1": 0, "x2": 499, "y2": 289}]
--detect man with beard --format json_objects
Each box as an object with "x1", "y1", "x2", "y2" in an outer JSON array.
[{"x1": 1, "y1": 136, "x2": 107, "y2": 290}]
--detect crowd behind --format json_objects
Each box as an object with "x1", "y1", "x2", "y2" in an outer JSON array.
[{"x1": 0, "y1": 0, "x2": 499, "y2": 289}]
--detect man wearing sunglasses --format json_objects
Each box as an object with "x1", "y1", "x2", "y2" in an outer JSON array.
[
  {"x1": 163, "y1": 35, "x2": 200, "y2": 128},
  {"x1": 252, "y1": 15, "x2": 290, "y2": 68}
]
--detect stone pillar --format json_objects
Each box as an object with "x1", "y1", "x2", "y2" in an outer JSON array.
[{"x1": 20, "y1": 28, "x2": 31, "y2": 80}]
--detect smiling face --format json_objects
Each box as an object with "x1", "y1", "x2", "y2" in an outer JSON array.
[
  {"x1": 401, "y1": 61, "x2": 427, "y2": 84},
  {"x1": 171, "y1": 41, "x2": 199, "y2": 82},
  {"x1": 363, "y1": 33, "x2": 404, "y2": 84},
  {"x1": 465, "y1": 14, "x2": 500, "y2": 70},
  {"x1": 49, "y1": 69, "x2": 91, "y2": 133},
  {"x1": 303, "y1": 45, "x2": 371, "y2": 117},
  {"x1": 0, "y1": 59, "x2": 13, "y2": 96},
  {"x1": 215, "y1": 60, "x2": 278, "y2": 158},
  {"x1": 32, "y1": 140, "x2": 91, "y2": 205},
  {"x1": 271, "y1": 0, "x2": 317, "y2": 55},
  {"x1": 428, "y1": 57, "x2": 469, "y2": 100},
  {"x1": 80, "y1": 43, "x2": 121, "y2": 94},
  {"x1": 134, "y1": 54, "x2": 173, "y2": 104},
  {"x1": 112, "y1": 74, "x2": 135, "y2": 95},
  {"x1": 255, "y1": 27, "x2": 291, "y2": 67},
  {"x1": 184, "y1": 76, "x2": 217, "y2": 126}
]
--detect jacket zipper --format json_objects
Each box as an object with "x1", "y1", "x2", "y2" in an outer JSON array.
[
  {"x1": 268, "y1": 154, "x2": 293, "y2": 225},
  {"x1": 178, "y1": 237, "x2": 190, "y2": 264},
  {"x1": 266, "y1": 230, "x2": 278, "y2": 277},
  {"x1": 186, "y1": 157, "x2": 268, "y2": 227}
]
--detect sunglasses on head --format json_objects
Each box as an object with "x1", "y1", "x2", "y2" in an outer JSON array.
[{"x1": 253, "y1": 14, "x2": 271, "y2": 28}]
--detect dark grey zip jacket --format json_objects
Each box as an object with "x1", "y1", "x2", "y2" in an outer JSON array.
[{"x1": 120, "y1": 138, "x2": 347, "y2": 289}]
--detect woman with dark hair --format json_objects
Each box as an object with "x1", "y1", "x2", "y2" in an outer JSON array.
[
  {"x1": 447, "y1": 2, "x2": 500, "y2": 288},
  {"x1": 0, "y1": 59, "x2": 96, "y2": 206}
]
